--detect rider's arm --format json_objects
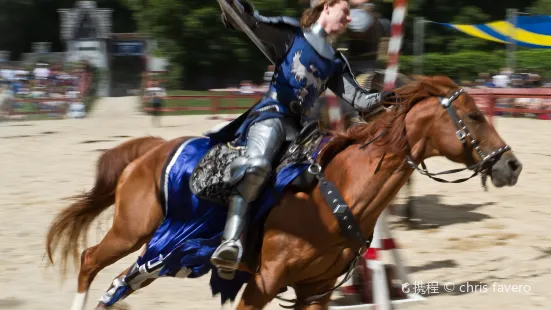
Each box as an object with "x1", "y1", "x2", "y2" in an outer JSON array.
[
  {"x1": 221, "y1": 0, "x2": 298, "y2": 61},
  {"x1": 326, "y1": 53, "x2": 387, "y2": 114}
]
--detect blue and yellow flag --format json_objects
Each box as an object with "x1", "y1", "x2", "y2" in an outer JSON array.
[{"x1": 441, "y1": 15, "x2": 551, "y2": 48}]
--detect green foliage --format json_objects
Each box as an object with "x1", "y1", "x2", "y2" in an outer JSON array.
[
  {"x1": 400, "y1": 50, "x2": 551, "y2": 81},
  {"x1": 447, "y1": 6, "x2": 492, "y2": 52},
  {"x1": 529, "y1": 0, "x2": 551, "y2": 15},
  {"x1": 122, "y1": 0, "x2": 303, "y2": 88},
  {"x1": 2, "y1": 0, "x2": 549, "y2": 89}
]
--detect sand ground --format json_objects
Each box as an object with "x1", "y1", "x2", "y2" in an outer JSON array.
[{"x1": 0, "y1": 96, "x2": 550, "y2": 310}]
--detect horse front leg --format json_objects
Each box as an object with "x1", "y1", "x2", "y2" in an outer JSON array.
[
  {"x1": 236, "y1": 262, "x2": 288, "y2": 310},
  {"x1": 293, "y1": 279, "x2": 338, "y2": 310}
]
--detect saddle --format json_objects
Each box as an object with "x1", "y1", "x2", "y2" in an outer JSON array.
[{"x1": 189, "y1": 121, "x2": 326, "y2": 205}]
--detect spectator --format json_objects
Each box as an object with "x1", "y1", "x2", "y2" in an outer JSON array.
[
  {"x1": 33, "y1": 63, "x2": 50, "y2": 87},
  {"x1": 145, "y1": 82, "x2": 166, "y2": 127},
  {"x1": 1, "y1": 65, "x2": 15, "y2": 86},
  {"x1": 238, "y1": 80, "x2": 255, "y2": 95}
]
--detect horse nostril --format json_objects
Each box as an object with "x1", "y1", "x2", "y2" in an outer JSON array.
[{"x1": 507, "y1": 159, "x2": 521, "y2": 172}]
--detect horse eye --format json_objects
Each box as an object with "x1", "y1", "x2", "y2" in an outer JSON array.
[{"x1": 468, "y1": 112, "x2": 484, "y2": 122}]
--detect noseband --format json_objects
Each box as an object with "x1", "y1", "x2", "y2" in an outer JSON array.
[{"x1": 405, "y1": 88, "x2": 511, "y2": 189}]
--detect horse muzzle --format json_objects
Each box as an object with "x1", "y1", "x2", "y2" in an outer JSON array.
[{"x1": 489, "y1": 152, "x2": 522, "y2": 187}]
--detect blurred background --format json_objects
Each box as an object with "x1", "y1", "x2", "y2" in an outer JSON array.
[
  {"x1": 1, "y1": 0, "x2": 551, "y2": 120},
  {"x1": 0, "y1": 1, "x2": 551, "y2": 310}
]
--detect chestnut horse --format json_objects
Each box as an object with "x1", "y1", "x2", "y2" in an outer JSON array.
[{"x1": 46, "y1": 76, "x2": 522, "y2": 310}]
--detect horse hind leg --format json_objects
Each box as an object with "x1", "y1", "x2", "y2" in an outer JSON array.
[
  {"x1": 94, "y1": 258, "x2": 192, "y2": 309},
  {"x1": 70, "y1": 228, "x2": 151, "y2": 310},
  {"x1": 71, "y1": 168, "x2": 163, "y2": 310}
]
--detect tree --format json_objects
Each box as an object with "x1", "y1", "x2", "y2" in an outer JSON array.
[
  {"x1": 529, "y1": 0, "x2": 551, "y2": 14},
  {"x1": 123, "y1": 0, "x2": 302, "y2": 88},
  {"x1": 448, "y1": 6, "x2": 492, "y2": 52}
]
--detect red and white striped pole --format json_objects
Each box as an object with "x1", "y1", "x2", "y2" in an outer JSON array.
[
  {"x1": 337, "y1": 0, "x2": 409, "y2": 301},
  {"x1": 384, "y1": 0, "x2": 408, "y2": 91},
  {"x1": 327, "y1": 95, "x2": 344, "y2": 132}
]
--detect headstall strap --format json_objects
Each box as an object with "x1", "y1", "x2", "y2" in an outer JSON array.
[{"x1": 410, "y1": 88, "x2": 512, "y2": 186}]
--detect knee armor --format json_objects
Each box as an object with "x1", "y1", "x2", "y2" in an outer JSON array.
[{"x1": 228, "y1": 155, "x2": 272, "y2": 202}]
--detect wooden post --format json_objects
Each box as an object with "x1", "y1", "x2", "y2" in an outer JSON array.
[
  {"x1": 488, "y1": 94, "x2": 495, "y2": 126},
  {"x1": 209, "y1": 97, "x2": 221, "y2": 120}
]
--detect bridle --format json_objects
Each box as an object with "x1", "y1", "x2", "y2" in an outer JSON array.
[{"x1": 405, "y1": 88, "x2": 511, "y2": 189}]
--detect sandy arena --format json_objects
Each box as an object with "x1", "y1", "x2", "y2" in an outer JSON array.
[{"x1": 1, "y1": 96, "x2": 550, "y2": 309}]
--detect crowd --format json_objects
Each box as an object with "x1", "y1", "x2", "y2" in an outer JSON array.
[
  {"x1": 0, "y1": 62, "x2": 88, "y2": 119},
  {"x1": 471, "y1": 68, "x2": 551, "y2": 120}
]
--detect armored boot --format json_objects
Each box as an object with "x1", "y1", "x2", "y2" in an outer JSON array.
[
  {"x1": 210, "y1": 118, "x2": 286, "y2": 280},
  {"x1": 210, "y1": 194, "x2": 250, "y2": 274}
]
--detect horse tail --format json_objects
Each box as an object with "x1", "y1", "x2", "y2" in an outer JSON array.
[{"x1": 45, "y1": 136, "x2": 166, "y2": 274}]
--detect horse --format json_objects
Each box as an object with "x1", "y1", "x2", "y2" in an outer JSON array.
[{"x1": 45, "y1": 75, "x2": 522, "y2": 310}]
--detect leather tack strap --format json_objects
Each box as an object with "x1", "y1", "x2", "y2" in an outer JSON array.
[{"x1": 318, "y1": 176, "x2": 370, "y2": 247}]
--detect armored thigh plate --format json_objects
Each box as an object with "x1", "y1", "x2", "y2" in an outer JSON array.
[{"x1": 228, "y1": 118, "x2": 286, "y2": 202}]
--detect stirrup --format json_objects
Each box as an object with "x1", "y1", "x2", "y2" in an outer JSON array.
[
  {"x1": 216, "y1": 268, "x2": 237, "y2": 280},
  {"x1": 210, "y1": 239, "x2": 243, "y2": 271}
]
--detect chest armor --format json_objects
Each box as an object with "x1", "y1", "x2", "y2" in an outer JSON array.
[{"x1": 270, "y1": 32, "x2": 343, "y2": 113}]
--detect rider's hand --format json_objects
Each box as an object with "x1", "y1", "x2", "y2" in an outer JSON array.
[
  {"x1": 380, "y1": 91, "x2": 397, "y2": 109},
  {"x1": 380, "y1": 90, "x2": 395, "y2": 101}
]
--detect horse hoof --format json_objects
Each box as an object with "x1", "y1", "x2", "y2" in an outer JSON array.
[{"x1": 217, "y1": 268, "x2": 236, "y2": 280}]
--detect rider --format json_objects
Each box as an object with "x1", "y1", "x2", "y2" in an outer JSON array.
[
  {"x1": 209, "y1": 0, "x2": 393, "y2": 279},
  {"x1": 310, "y1": 0, "x2": 390, "y2": 129},
  {"x1": 341, "y1": 0, "x2": 390, "y2": 127}
]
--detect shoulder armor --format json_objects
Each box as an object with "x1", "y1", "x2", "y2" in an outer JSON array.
[{"x1": 252, "y1": 13, "x2": 301, "y2": 28}]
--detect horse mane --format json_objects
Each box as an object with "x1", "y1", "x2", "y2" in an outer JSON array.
[{"x1": 318, "y1": 75, "x2": 460, "y2": 167}]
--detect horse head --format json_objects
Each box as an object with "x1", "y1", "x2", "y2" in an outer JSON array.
[
  {"x1": 319, "y1": 75, "x2": 522, "y2": 189},
  {"x1": 402, "y1": 76, "x2": 522, "y2": 187}
]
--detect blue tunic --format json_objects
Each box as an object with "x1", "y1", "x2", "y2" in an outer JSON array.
[
  {"x1": 100, "y1": 137, "x2": 325, "y2": 306},
  {"x1": 218, "y1": 29, "x2": 347, "y2": 146}
]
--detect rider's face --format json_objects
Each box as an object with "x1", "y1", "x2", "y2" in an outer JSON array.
[{"x1": 323, "y1": 1, "x2": 351, "y2": 35}]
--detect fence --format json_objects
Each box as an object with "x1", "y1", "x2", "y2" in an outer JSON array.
[
  {"x1": 142, "y1": 94, "x2": 263, "y2": 121},
  {"x1": 466, "y1": 88, "x2": 551, "y2": 125},
  {"x1": 141, "y1": 88, "x2": 551, "y2": 126}
]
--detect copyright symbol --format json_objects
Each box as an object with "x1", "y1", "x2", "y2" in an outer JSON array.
[{"x1": 443, "y1": 282, "x2": 455, "y2": 293}]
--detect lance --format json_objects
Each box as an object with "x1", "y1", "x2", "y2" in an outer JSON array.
[{"x1": 217, "y1": 0, "x2": 276, "y2": 65}]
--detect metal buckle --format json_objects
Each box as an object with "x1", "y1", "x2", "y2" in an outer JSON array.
[
  {"x1": 288, "y1": 144, "x2": 299, "y2": 153},
  {"x1": 308, "y1": 163, "x2": 322, "y2": 176},
  {"x1": 440, "y1": 97, "x2": 451, "y2": 108}
]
